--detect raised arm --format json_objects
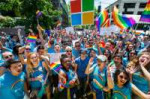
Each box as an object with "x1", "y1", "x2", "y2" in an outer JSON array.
[
  {"x1": 85, "y1": 57, "x2": 94, "y2": 74},
  {"x1": 107, "y1": 66, "x2": 114, "y2": 89},
  {"x1": 132, "y1": 83, "x2": 150, "y2": 99},
  {"x1": 140, "y1": 60, "x2": 150, "y2": 81}
]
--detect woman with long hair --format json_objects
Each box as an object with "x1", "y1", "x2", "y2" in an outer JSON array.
[
  {"x1": 26, "y1": 53, "x2": 50, "y2": 99},
  {"x1": 130, "y1": 52, "x2": 150, "y2": 99},
  {"x1": 113, "y1": 68, "x2": 150, "y2": 99}
]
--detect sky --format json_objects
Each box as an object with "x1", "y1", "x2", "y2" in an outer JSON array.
[{"x1": 65, "y1": 0, "x2": 118, "y2": 10}]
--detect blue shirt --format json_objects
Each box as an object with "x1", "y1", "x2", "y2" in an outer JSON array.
[
  {"x1": 72, "y1": 48, "x2": 80, "y2": 58},
  {"x1": 112, "y1": 83, "x2": 132, "y2": 99},
  {"x1": 0, "y1": 71, "x2": 26, "y2": 99},
  {"x1": 47, "y1": 45, "x2": 55, "y2": 53},
  {"x1": 75, "y1": 57, "x2": 90, "y2": 78}
]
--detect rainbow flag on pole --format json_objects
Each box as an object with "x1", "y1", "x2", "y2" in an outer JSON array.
[
  {"x1": 140, "y1": 0, "x2": 150, "y2": 22},
  {"x1": 27, "y1": 35, "x2": 37, "y2": 42},
  {"x1": 49, "y1": 62, "x2": 62, "y2": 72},
  {"x1": 96, "y1": 9, "x2": 109, "y2": 31},
  {"x1": 112, "y1": 6, "x2": 136, "y2": 30}
]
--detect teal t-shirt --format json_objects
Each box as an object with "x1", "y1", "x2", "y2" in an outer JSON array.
[
  {"x1": 132, "y1": 72, "x2": 149, "y2": 93},
  {"x1": 0, "y1": 71, "x2": 26, "y2": 99},
  {"x1": 112, "y1": 83, "x2": 132, "y2": 99},
  {"x1": 91, "y1": 65, "x2": 107, "y2": 90}
]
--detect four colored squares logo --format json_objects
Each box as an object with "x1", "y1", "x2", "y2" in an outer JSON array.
[{"x1": 70, "y1": 0, "x2": 94, "y2": 26}]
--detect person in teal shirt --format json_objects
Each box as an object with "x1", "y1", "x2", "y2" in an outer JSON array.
[
  {"x1": 0, "y1": 59, "x2": 28, "y2": 99},
  {"x1": 85, "y1": 55, "x2": 114, "y2": 99},
  {"x1": 58, "y1": 54, "x2": 77, "y2": 99},
  {"x1": 111, "y1": 68, "x2": 150, "y2": 99}
]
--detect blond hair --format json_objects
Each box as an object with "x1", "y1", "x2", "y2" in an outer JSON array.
[{"x1": 26, "y1": 52, "x2": 39, "y2": 75}]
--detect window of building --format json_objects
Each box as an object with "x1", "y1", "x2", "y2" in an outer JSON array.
[
  {"x1": 123, "y1": 11, "x2": 133, "y2": 14},
  {"x1": 137, "y1": 11, "x2": 143, "y2": 15},
  {"x1": 124, "y1": 3, "x2": 136, "y2": 8},
  {"x1": 139, "y1": 3, "x2": 146, "y2": 8},
  {"x1": 116, "y1": 4, "x2": 119, "y2": 8}
]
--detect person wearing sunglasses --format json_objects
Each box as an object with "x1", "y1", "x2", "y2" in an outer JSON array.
[
  {"x1": 0, "y1": 59, "x2": 29, "y2": 99},
  {"x1": 0, "y1": 51, "x2": 14, "y2": 76},
  {"x1": 85, "y1": 55, "x2": 113, "y2": 99},
  {"x1": 110, "y1": 68, "x2": 150, "y2": 99},
  {"x1": 72, "y1": 41, "x2": 81, "y2": 58},
  {"x1": 58, "y1": 54, "x2": 77, "y2": 99}
]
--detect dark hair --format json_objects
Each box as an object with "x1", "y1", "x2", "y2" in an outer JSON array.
[
  {"x1": 114, "y1": 68, "x2": 130, "y2": 86},
  {"x1": 6, "y1": 59, "x2": 21, "y2": 69},
  {"x1": 13, "y1": 44, "x2": 22, "y2": 56},
  {"x1": 60, "y1": 54, "x2": 69, "y2": 71},
  {"x1": 37, "y1": 45, "x2": 45, "y2": 52},
  {"x1": 60, "y1": 54, "x2": 68, "y2": 66}
]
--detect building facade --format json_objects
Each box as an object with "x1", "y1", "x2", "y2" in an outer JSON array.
[
  {"x1": 106, "y1": 0, "x2": 149, "y2": 32},
  {"x1": 106, "y1": 0, "x2": 147, "y2": 15},
  {"x1": 51, "y1": 0, "x2": 69, "y2": 27}
]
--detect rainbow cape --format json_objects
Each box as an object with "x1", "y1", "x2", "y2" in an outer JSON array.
[
  {"x1": 140, "y1": 0, "x2": 150, "y2": 22},
  {"x1": 49, "y1": 62, "x2": 62, "y2": 72},
  {"x1": 27, "y1": 35, "x2": 37, "y2": 42},
  {"x1": 112, "y1": 6, "x2": 136, "y2": 30},
  {"x1": 96, "y1": 9, "x2": 109, "y2": 31}
]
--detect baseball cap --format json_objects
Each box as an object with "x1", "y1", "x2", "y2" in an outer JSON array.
[{"x1": 97, "y1": 55, "x2": 107, "y2": 62}]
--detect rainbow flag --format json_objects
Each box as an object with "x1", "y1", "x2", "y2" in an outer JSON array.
[
  {"x1": 27, "y1": 35, "x2": 37, "y2": 42},
  {"x1": 102, "y1": 19, "x2": 110, "y2": 28},
  {"x1": 140, "y1": 0, "x2": 150, "y2": 22},
  {"x1": 96, "y1": 9, "x2": 109, "y2": 31},
  {"x1": 58, "y1": 83, "x2": 65, "y2": 91},
  {"x1": 36, "y1": 10, "x2": 42, "y2": 18},
  {"x1": 49, "y1": 62, "x2": 62, "y2": 72},
  {"x1": 112, "y1": 6, "x2": 136, "y2": 30},
  {"x1": 99, "y1": 41, "x2": 105, "y2": 48}
]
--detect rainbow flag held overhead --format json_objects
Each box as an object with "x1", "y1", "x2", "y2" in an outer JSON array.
[
  {"x1": 36, "y1": 10, "x2": 42, "y2": 18},
  {"x1": 49, "y1": 62, "x2": 62, "y2": 72},
  {"x1": 102, "y1": 19, "x2": 110, "y2": 28},
  {"x1": 112, "y1": 6, "x2": 136, "y2": 30},
  {"x1": 96, "y1": 9, "x2": 109, "y2": 31},
  {"x1": 27, "y1": 35, "x2": 37, "y2": 42},
  {"x1": 140, "y1": 0, "x2": 150, "y2": 23}
]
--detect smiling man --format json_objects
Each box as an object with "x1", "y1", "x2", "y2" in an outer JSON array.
[{"x1": 0, "y1": 59, "x2": 28, "y2": 99}]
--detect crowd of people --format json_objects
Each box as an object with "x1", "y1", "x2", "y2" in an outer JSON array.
[{"x1": 0, "y1": 26, "x2": 150, "y2": 99}]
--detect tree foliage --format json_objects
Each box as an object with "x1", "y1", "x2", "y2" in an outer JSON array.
[{"x1": 0, "y1": 0, "x2": 61, "y2": 32}]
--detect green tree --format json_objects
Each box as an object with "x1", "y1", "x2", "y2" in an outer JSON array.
[{"x1": 21, "y1": 0, "x2": 61, "y2": 32}]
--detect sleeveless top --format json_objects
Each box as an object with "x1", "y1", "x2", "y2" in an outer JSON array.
[{"x1": 28, "y1": 61, "x2": 47, "y2": 90}]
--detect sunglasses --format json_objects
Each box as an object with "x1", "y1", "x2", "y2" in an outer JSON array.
[
  {"x1": 75, "y1": 45, "x2": 80, "y2": 47},
  {"x1": 66, "y1": 50, "x2": 72, "y2": 52},
  {"x1": 119, "y1": 75, "x2": 127, "y2": 80},
  {"x1": 26, "y1": 48, "x2": 31, "y2": 51},
  {"x1": 4, "y1": 55, "x2": 13, "y2": 59}
]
